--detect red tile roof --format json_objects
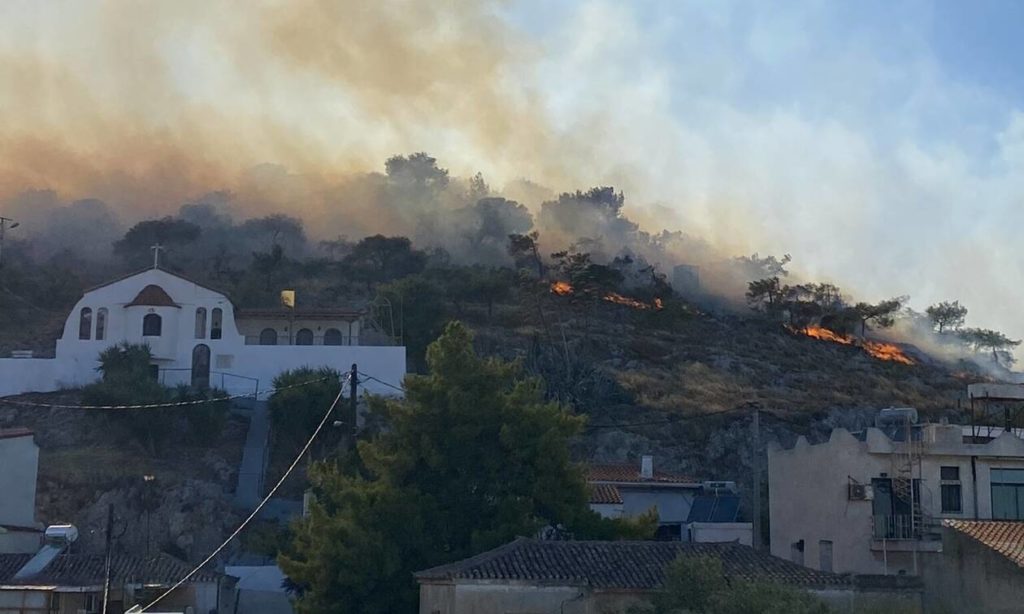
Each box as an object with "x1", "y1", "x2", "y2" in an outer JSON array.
[
  {"x1": 0, "y1": 552, "x2": 224, "y2": 586},
  {"x1": 945, "y1": 520, "x2": 1024, "y2": 567},
  {"x1": 587, "y1": 463, "x2": 699, "y2": 485},
  {"x1": 125, "y1": 285, "x2": 179, "y2": 308},
  {"x1": 589, "y1": 484, "x2": 623, "y2": 504},
  {"x1": 415, "y1": 539, "x2": 850, "y2": 589},
  {"x1": 0, "y1": 427, "x2": 33, "y2": 441}
]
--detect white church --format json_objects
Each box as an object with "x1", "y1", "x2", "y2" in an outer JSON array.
[{"x1": 0, "y1": 265, "x2": 407, "y2": 398}]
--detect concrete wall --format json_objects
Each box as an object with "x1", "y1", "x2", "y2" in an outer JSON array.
[
  {"x1": 690, "y1": 522, "x2": 753, "y2": 546},
  {"x1": 769, "y1": 425, "x2": 1024, "y2": 576},
  {"x1": 0, "y1": 433, "x2": 38, "y2": 529},
  {"x1": 920, "y1": 527, "x2": 1024, "y2": 614},
  {"x1": 418, "y1": 583, "x2": 648, "y2": 614},
  {"x1": 621, "y1": 488, "x2": 696, "y2": 524},
  {"x1": 0, "y1": 359, "x2": 57, "y2": 397},
  {"x1": 0, "y1": 529, "x2": 42, "y2": 554},
  {"x1": 589, "y1": 503, "x2": 623, "y2": 518}
]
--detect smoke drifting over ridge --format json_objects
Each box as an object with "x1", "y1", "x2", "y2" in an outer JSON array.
[{"x1": 0, "y1": 1, "x2": 575, "y2": 220}]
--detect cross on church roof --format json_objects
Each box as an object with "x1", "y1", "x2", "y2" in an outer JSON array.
[{"x1": 151, "y1": 243, "x2": 164, "y2": 269}]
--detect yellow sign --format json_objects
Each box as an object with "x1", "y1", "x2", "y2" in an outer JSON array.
[{"x1": 280, "y1": 290, "x2": 295, "y2": 308}]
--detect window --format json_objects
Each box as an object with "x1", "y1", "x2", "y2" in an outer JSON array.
[
  {"x1": 95, "y1": 308, "x2": 108, "y2": 341},
  {"x1": 211, "y1": 308, "x2": 223, "y2": 340},
  {"x1": 296, "y1": 328, "x2": 314, "y2": 345},
  {"x1": 324, "y1": 328, "x2": 343, "y2": 346},
  {"x1": 941, "y1": 466, "x2": 962, "y2": 513},
  {"x1": 259, "y1": 328, "x2": 278, "y2": 345},
  {"x1": 791, "y1": 539, "x2": 805, "y2": 566},
  {"x1": 819, "y1": 540, "x2": 833, "y2": 572},
  {"x1": 992, "y1": 469, "x2": 1024, "y2": 520},
  {"x1": 83, "y1": 593, "x2": 99, "y2": 614},
  {"x1": 871, "y1": 477, "x2": 921, "y2": 539},
  {"x1": 48, "y1": 592, "x2": 60, "y2": 614},
  {"x1": 654, "y1": 523, "x2": 682, "y2": 541},
  {"x1": 79, "y1": 307, "x2": 92, "y2": 340},
  {"x1": 195, "y1": 307, "x2": 207, "y2": 339},
  {"x1": 143, "y1": 313, "x2": 162, "y2": 336},
  {"x1": 148, "y1": 364, "x2": 160, "y2": 381}
]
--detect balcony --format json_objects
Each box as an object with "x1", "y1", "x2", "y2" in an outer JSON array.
[{"x1": 870, "y1": 515, "x2": 942, "y2": 551}]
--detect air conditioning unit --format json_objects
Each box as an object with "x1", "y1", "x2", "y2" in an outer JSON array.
[{"x1": 848, "y1": 483, "x2": 874, "y2": 501}]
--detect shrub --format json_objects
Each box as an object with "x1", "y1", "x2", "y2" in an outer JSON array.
[{"x1": 269, "y1": 367, "x2": 343, "y2": 450}]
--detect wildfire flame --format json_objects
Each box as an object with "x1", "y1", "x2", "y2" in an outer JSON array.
[
  {"x1": 795, "y1": 325, "x2": 914, "y2": 365},
  {"x1": 550, "y1": 281, "x2": 663, "y2": 311}
]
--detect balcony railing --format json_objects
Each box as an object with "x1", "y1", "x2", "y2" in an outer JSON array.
[
  {"x1": 872, "y1": 515, "x2": 919, "y2": 540},
  {"x1": 244, "y1": 334, "x2": 358, "y2": 346}
]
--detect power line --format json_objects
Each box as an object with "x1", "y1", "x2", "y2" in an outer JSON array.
[
  {"x1": 130, "y1": 374, "x2": 349, "y2": 613},
  {"x1": 0, "y1": 375, "x2": 337, "y2": 411},
  {"x1": 357, "y1": 371, "x2": 405, "y2": 394}
]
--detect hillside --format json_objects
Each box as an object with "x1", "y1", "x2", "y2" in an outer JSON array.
[{"x1": 0, "y1": 258, "x2": 992, "y2": 564}]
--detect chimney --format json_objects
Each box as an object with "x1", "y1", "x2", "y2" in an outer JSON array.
[{"x1": 640, "y1": 455, "x2": 654, "y2": 479}]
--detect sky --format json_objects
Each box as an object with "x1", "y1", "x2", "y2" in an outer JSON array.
[{"x1": 1, "y1": 0, "x2": 1023, "y2": 340}]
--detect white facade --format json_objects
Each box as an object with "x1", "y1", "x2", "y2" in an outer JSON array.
[
  {"x1": 0, "y1": 268, "x2": 406, "y2": 397},
  {"x1": 768, "y1": 423, "x2": 1024, "y2": 576}
]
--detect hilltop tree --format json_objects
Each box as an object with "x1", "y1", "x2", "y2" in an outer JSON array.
[
  {"x1": 279, "y1": 323, "x2": 653, "y2": 614},
  {"x1": 342, "y1": 235, "x2": 427, "y2": 290},
  {"x1": 508, "y1": 230, "x2": 545, "y2": 278},
  {"x1": 114, "y1": 217, "x2": 201, "y2": 265},
  {"x1": 926, "y1": 301, "x2": 968, "y2": 334},
  {"x1": 853, "y1": 297, "x2": 905, "y2": 337},
  {"x1": 958, "y1": 328, "x2": 1021, "y2": 365},
  {"x1": 746, "y1": 277, "x2": 784, "y2": 314}
]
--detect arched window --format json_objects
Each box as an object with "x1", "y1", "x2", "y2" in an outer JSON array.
[
  {"x1": 191, "y1": 344, "x2": 211, "y2": 389},
  {"x1": 211, "y1": 308, "x2": 223, "y2": 340},
  {"x1": 78, "y1": 308, "x2": 92, "y2": 340},
  {"x1": 95, "y1": 308, "x2": 108, "y2": 341},
  {"x1": 323, "y1": 328, "x2": 343, "y2": 346},
  {"x1": 295, "y1": 328, "x2": 314, "y2": 346},
  {"x1": 259, "y1": 328, "x2": 278, "y2": 345},
  {"x1": 195, "y1": 307, "x2": 207, "y2": 339},
  {"x1": 143, "y1": 313, "x2": 162, "y2": 337}
]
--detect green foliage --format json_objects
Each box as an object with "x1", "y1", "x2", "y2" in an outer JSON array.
[
  {"x1": 173, "y1": 385, "x2": 230, "y2": 445},
  {"x1": 642, "y1": 554, "x2": 830, "y2": 614},
  {"x1": 746, "y1": 277, "x2": 783, "y2": 313},
  {"x1": 82, "y1": 343, "x2": 230, "y2": 451},
  {"x1": 342, "y1": 235, "x2": 427, "y2": 289},
  {"x1": 853, "y1": 297, "x2": 905, "y2": 337},
  {"x1": 114, "y1": 217, "x2": 201, "y2": 265},
  {"x1": 926, "y1": 300, "x2": 968, "y2": 333},
  {"x1": 379, "y1": 274, "x2": 448, "y2": 371},
  {"x1": 507, "y1": 230, "x2": 545, "y2": 278},
  {"x1": 443, "y1": 265, "x2": 515, "y2": 318},
  {"x1": 280, "y1": 322, "x2": 647, "y2": 614},
  {"x1": 551, "y1": 250, "x2": 625, "y2": 299},
  {"x1": 269, "y1": 367, "x2": 343, "y2": 450},
  {"x1": 957, "y1": 327, "x2": 1021, "y2": 364}
]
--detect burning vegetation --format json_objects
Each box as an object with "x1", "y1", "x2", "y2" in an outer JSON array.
[
  {"x1": 550, "y1": 281, "x2": 664, "y2": 311},
  {"x1": 792, "y1": 325, "x2": 914, "y2": 365}
]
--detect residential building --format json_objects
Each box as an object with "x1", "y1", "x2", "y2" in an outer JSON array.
[
  {"x1": 0, "y1": 529, "x2": 236, "y2": 614},
  {"x1": 587, "y1": 456, "x2": 752, "y2": 545},
  {"x1": 768, "y1": 407, "x2": 1024, "y2": 576},
  {"x1": 0, "y1": 429, "x2": 42, "y2": 555},
  {"x1": 414, "y1": 537, "x2": 920, "y2": 614},
  {"x1": 224, "y1": 565, "x2": 294, "y2": 614},
  {"x1": 0, "y1": 267, "x2": 406, "y2": 398},
  {"x1": 920, "y1": 520, "x2": 1024, "y2": 614}
]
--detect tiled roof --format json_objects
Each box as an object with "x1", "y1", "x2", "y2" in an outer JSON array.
[
  {"x1": 236, "y1": 308, "x2": 362, "y2": 320},
  {"x1": 587, "y1": 464, "x2": 699, "y2": 485},
  {"x1": 125, "y1": 285, "x2": 179, "y2": 308},
  {"x1": 415, "y1": 539, "x2": 850, "y2": 589},
  {"x1": 0, "y1": 427, "x2": 33, "y2": 440},
  {"x1": 0, "y1": 552, "x2": 223, "y2": 586},
  {"x1": 0, "y1": 525, "x2": 42, "y2": 534},
  {"x1": 945, "y1": 520, "x2": 1024, "y2": 567},
  {"x1": 589, "y1": 484, "x2": 623, "y2": 504}
]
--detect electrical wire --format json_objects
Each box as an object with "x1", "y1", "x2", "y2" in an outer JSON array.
[
  {"x1": 356, "y1": 371, "x2": 405, "y2": 394},
  {"x1": 0, "y1": 375, "x2": 337, "y2": 411},
  {"x1": 130, "y1": 374, "x2": 349, "y2": 613}
]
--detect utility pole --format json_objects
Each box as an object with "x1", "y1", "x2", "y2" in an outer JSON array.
[
  {"x1": 102, "y1": 504, "x2": 114, "y2": 614},
  {"x1": 0, "y1": 216, "x2": 19, "y2": 268},
  {"x1": 349, "y1": 363, "x2": 358, "y2": 444},
  {"x1": 752, "y1": 407, "x2": 763, "y2": 551}
]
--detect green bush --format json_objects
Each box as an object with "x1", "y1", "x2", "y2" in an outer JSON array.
[{"x1": 269, "y1": 367, "x2": 343, "y2": 450}]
